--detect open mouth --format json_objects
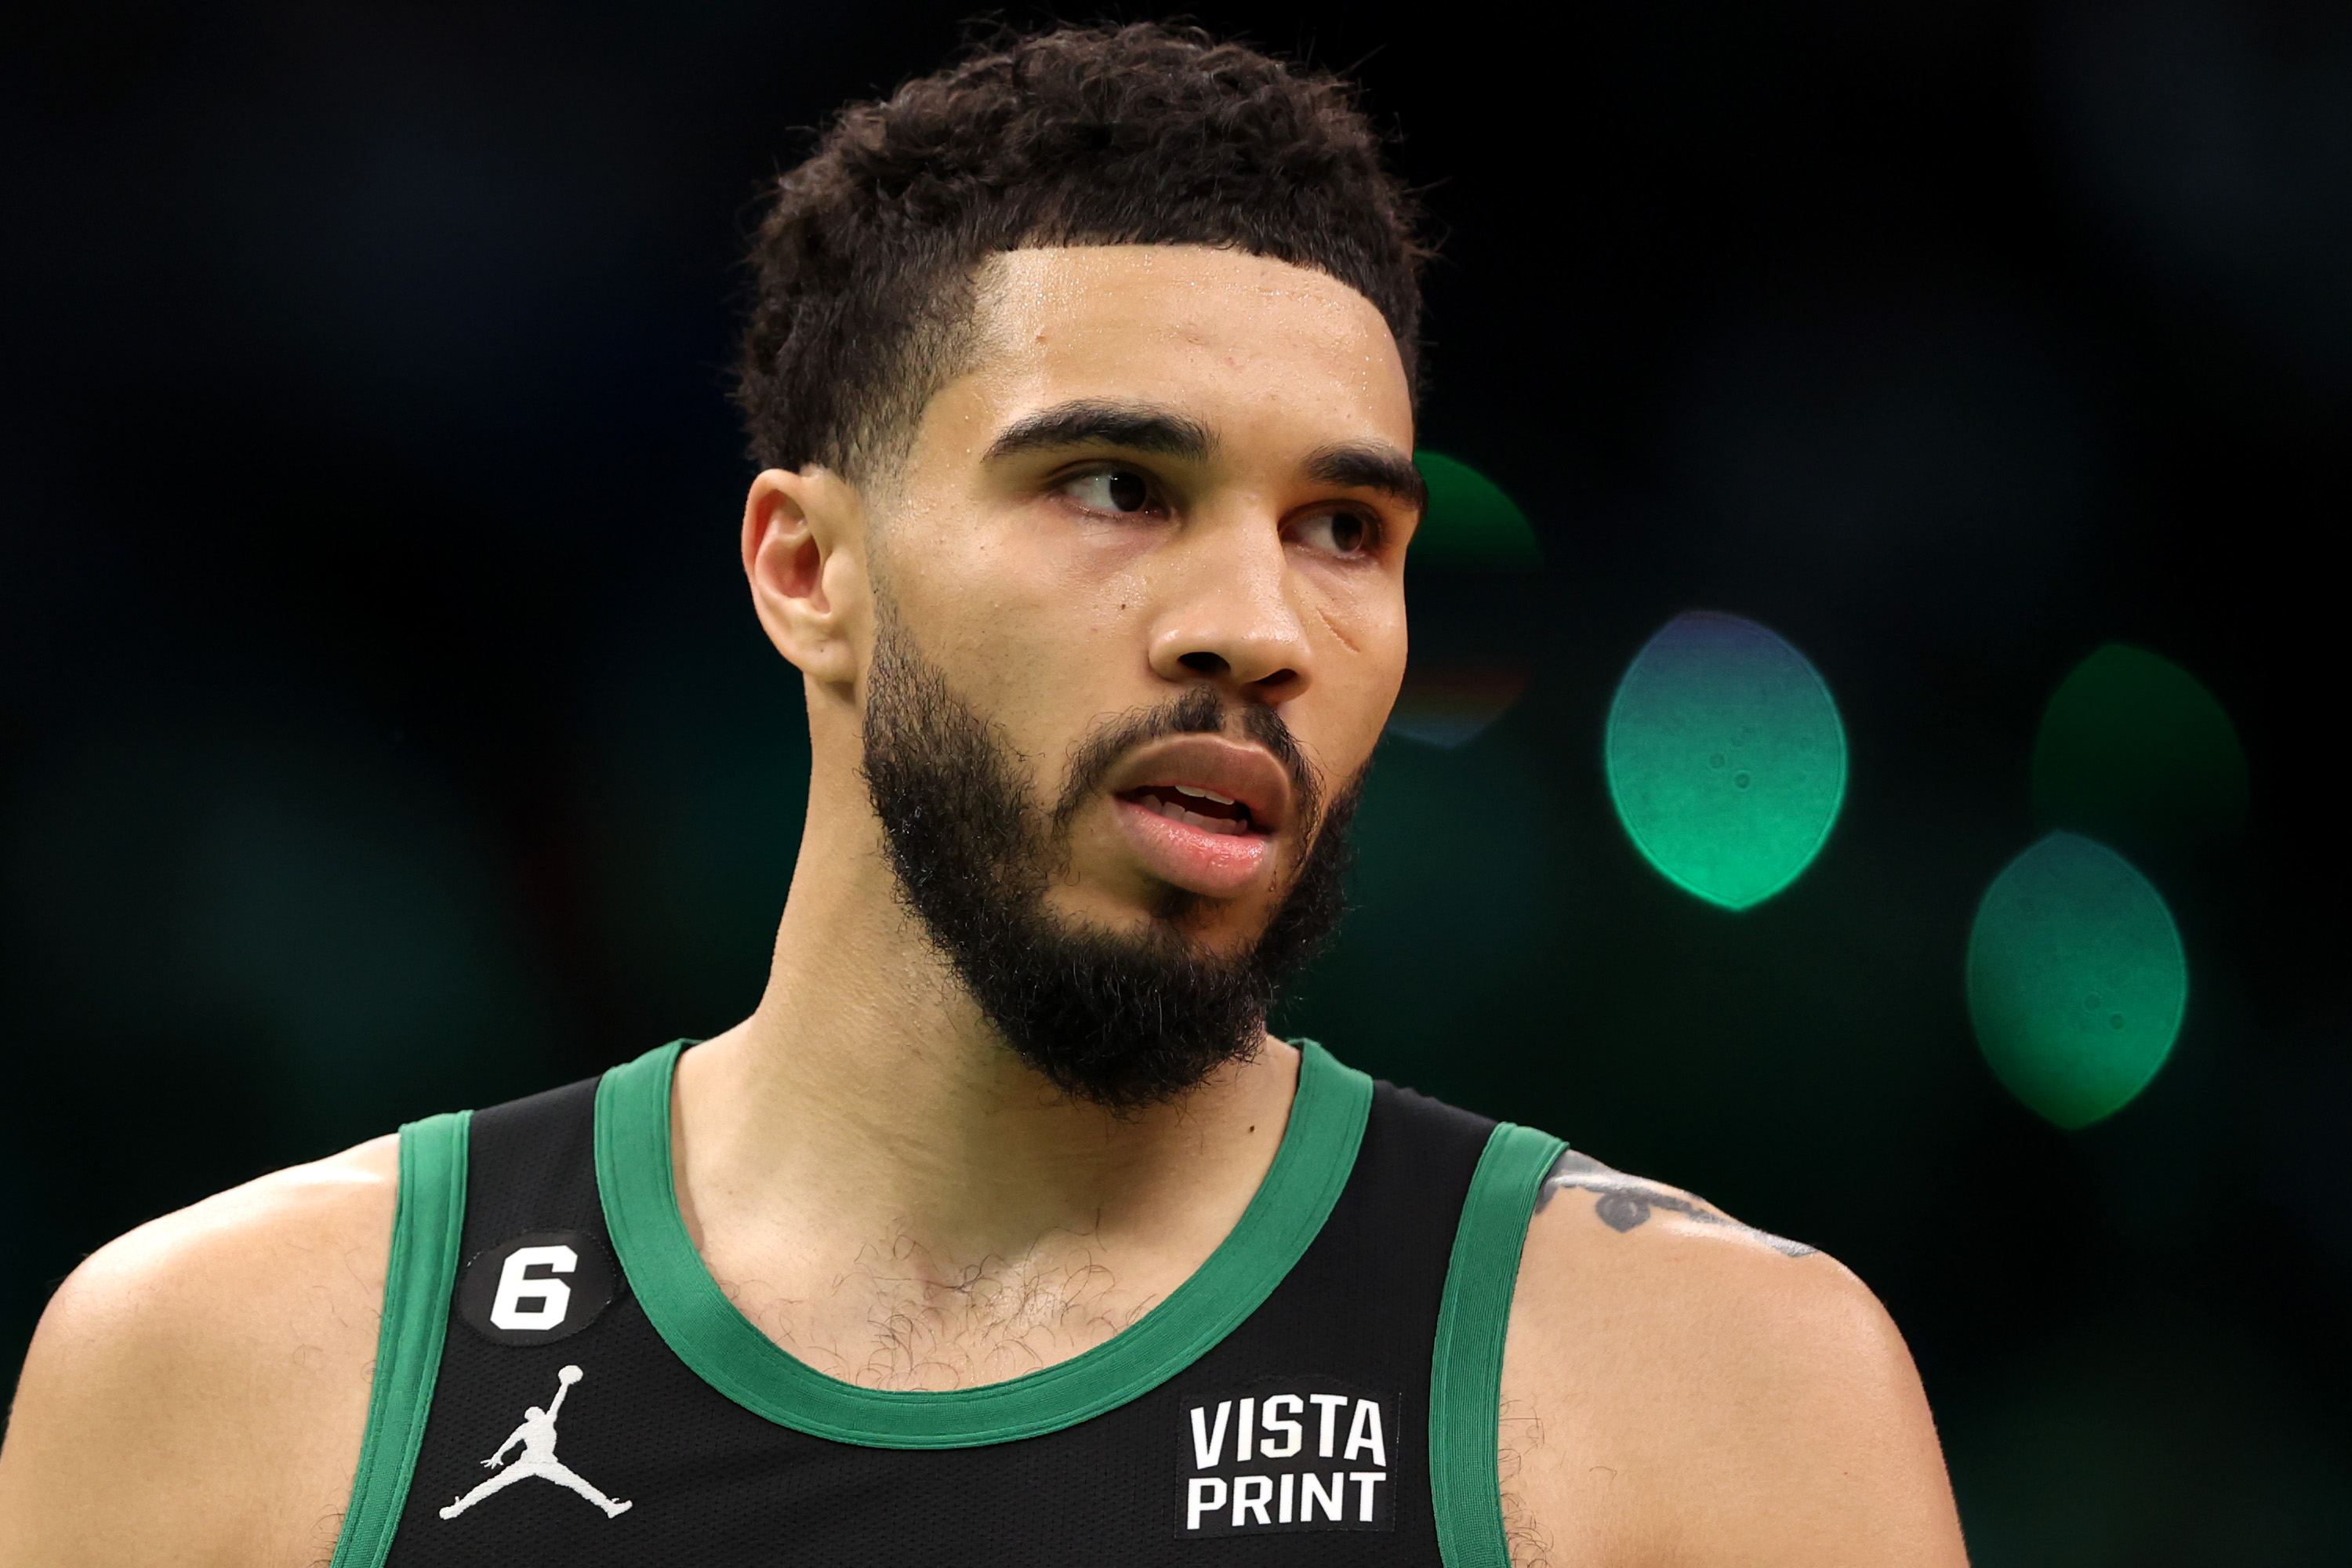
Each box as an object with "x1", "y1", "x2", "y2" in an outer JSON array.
[
  {"x1": 1102, "y1": 735, "x2": 1292, "y2": 898},
  {"x1": 1119, "y1": 784, "x2": 1260, "y2": 837}
]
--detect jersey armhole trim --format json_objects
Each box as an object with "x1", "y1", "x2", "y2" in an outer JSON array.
[
  {"x1": 1428, "y1": 1122, "x2": 1568, "y2": 1568},
  {"x1": 596, "y1": 1037, "x2": 1372, "y2": 1448},
  {"x1": 328, "y1": 1109, "x2": 470, "y2": 1568}
]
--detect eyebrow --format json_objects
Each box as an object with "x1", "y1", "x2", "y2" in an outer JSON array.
[
  {"x1": 1305, "y1": 441, "x2": 1428, "y2": 512},
  {"x1": 983, "y1": 401, "x2": 1427, "y2": 514},
  {"x1": 984, "y1": 400, "x2": 1215, "y2": 463}
]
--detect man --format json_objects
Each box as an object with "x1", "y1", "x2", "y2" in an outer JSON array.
[{"x1": 0, "y1": 24, "x2": 1966, "y2": 1566}]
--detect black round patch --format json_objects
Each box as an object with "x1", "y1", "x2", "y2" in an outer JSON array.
[{"x1": 456, "y1": 1229, "x2": 617, "y2": 1346}]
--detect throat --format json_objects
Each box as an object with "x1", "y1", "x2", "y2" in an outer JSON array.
[{"x1": 670, "y1": 1025, "x2": 1303, "y2": 1392}]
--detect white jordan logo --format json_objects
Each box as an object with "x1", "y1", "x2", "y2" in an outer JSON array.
[{"x1": 439, "y1": 1365, "x2": 632, "y2": 1521}]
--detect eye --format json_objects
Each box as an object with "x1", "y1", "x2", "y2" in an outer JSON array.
[
  {"x1": 1293, "y1": 509, "x2": 1377, "y2": 558},
  {"x1": 1059, "y1": 466, "x2": 1156, "y2": 515}
]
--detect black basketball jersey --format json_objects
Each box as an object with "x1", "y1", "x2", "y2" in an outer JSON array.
[{"x1": 325, "y1": 1040, "x2": 1565, "y2": 1567}]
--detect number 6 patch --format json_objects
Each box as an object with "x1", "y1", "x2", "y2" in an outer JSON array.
[{"x1": 457, "y1": 1230, "x2": 618, "y2": 1346}]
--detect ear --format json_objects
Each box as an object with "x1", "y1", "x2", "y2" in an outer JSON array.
[{"x1": 742, "y1": 466, "x2": 869, "y2": 690}]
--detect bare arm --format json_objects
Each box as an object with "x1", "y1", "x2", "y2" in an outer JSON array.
[
  {"x1": 1499, "y1": 1156, "x2": 1966, "y2": 1566},
  {"x1": 0, "y1": 1137, "x2": 398, "y2": 1568}
]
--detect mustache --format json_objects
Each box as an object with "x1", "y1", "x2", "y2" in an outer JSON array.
[{"x1": 1050, "y1": 685, "x2": 1325, "y2": 844}]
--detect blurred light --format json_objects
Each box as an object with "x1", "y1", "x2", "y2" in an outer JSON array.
[
  {"x1": 2034, "y1": 643, "x2": 2248, "y2": 855},
  {"x1": 1967, "y1": 831, "x2": 2186, "y2": 1130},
  {"x1": 1383, "y1": 662, "x2": 1532, "y2": 750},
  {"x1": 1603, "y1": 611, "x2": 1846, "y2": 909},
  {"x1": 1387, "y1": 450, "x2": 1544, "y2": 749},
  {"x1": 1410, "y1": 450, "x2": 1543, "y2": 569}
]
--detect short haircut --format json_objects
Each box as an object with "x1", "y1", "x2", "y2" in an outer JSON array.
[{"x1": 734, "y1": 23, "x2": 1429, "y2": 481}]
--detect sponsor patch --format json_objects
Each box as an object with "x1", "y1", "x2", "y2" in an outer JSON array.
[
  {"x1": 457, "y1": 1229, "x2": 617, "y2": 1346},
  {"x1": 1174, "y1": 1377, "x2": 1398, "y2": 1537}
]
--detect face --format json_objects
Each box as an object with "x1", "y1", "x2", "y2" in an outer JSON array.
[
  {"x1": 872, "y1": 245, "x2": 1418, "y2": 949},
  {"x1": 750, "y1": 245, "x2": 1418, "y2": 1102}
]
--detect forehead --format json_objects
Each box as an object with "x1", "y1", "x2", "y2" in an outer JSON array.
[{"x1": 948, "y1": 245, "x2": 1414, "y2": 452}]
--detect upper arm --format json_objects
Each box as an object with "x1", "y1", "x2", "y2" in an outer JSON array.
[
  {"x1": 0, "y1": 1137, "x2": 399, "y2": 1568},
  {"x1": 1498, "y1": 1156, "x2": 1965, "y2": 1566}
]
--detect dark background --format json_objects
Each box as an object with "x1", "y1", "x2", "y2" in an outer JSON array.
[{"x1": 5, "y1": 1, "x2": 2348, "y2": 1557}]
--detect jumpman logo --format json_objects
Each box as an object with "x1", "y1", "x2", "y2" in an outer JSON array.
[{"x1": 439, "y1": 1365, "x2": 632, "y2": 1521}]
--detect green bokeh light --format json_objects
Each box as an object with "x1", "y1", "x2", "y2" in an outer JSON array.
[
  {"x1": 1603, "y1": 611, "x2": 1846, "y2": 909},
  {"x1": 1410, "y1": 450, "x2": 1543, "y2": 570},
  {"x1": 1388, "y1": 450, "x2": 1544, "y2": 748},
  {"x1": 1384, "y1": 664, "x2": 1532, "y2": 750},
  {"x1": 2034, "y1": 644, "x2": 2249, "y2": 855},
  {"x1": 1966, "y1": 831, "x2": 2186, "y2": 1130}
]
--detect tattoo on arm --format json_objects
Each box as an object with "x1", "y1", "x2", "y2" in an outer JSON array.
[{"x1": 1535, "y1": 1151, "x2": 1817, "y2": 1258}]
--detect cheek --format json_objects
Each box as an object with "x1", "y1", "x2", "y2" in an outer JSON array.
[
  {"x1": 1304, "y1": 593, "x2": 1410, "y2": 778},
  {"x1": 918, "y1": 568, "x2": 1151, "y2": 747},
  {"x1": 1321, "y1": 579, "x2": 1411, "y2": 688},
  {"x1": 926, "y1": 500, "x2": 1156, "y2": 637}
]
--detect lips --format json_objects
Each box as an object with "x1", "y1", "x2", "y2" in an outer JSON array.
[{"x1": 1104, "y1": 735, "x2": 1295, "y2": 899}]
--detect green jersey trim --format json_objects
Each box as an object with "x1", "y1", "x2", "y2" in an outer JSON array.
[
  {"x1": 595, "y1": 1037, "x2": 1373, "y2": 1449},
  {"x1": 329, "y1": 1109, "x2": 470, "y2": 1568},
  {"x1": 1428, "y1": 1123, "x2": 1566, "y2": 1568}
]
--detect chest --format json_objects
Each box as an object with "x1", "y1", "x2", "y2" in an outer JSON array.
[
  {"x1": 386, "y1": 1290, "x2": 1434, "y2": 1566},
  {"x1": 327, "y1": 1045, "x2": 1553, "y2": 1568},
  {"x1": 699, "y1": 1234, "x2": 1167, "y2": 1391}
]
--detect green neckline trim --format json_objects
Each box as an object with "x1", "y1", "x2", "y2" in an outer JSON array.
[
  {"x1": 1429, "y1": 1123, "x2": 1567, "y2": 1568},
  {"x1": 330, "y1": 1110, "x2": 470, "y2": 1568},
  {"x1": 596, "y1": 1038, "x2": 1371, "y2": 1449}
]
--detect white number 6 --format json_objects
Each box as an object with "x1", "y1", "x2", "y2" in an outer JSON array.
[{"x1": 489, "y1": 1244, "x2": 577, "y2": 1330}]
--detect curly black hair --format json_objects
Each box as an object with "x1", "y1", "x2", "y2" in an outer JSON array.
[{"x1": 734, "y1": 23, "x2": 1428, "y2": 481}]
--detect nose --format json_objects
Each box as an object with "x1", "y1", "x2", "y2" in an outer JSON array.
[{"x1": 1145, "y1": 517, "x2": 1313, "y2": 702}]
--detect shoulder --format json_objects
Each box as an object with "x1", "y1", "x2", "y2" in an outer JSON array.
[
  {"x1": 26, "y1": 1133, "x2": 403, "y2": 1382},
  {"x1": 1507, "y1": 1150, "x2": 1900, "y2": 1406},
  {"x1": 43, "y1": 1133, "x2": 402, "y2": 1327},
  {"x1": 0, "y1": 1135, "x2": 401, "y2": 1567},
  {"x1": 1497, "y1": 1150, "x2": 1965, "y2": 1565}
]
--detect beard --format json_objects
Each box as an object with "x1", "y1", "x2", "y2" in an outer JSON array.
[{"x1": 858, "y1": 613, "x2": 1360, "y2": 1109}]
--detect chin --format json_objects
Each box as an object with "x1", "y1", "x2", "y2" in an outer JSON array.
[{"x1": 1047, "y1": 880, "x2": 1274, "y2": 948}]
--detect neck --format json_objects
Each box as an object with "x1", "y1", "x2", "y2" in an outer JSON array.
[{"x1": 670, "y1": 768, "x2": 1299, "y2": 1388}]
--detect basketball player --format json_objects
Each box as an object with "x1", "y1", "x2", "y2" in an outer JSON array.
[{"x1": 0, "y1": 25, "x2": 1967, "y2": 1566}]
